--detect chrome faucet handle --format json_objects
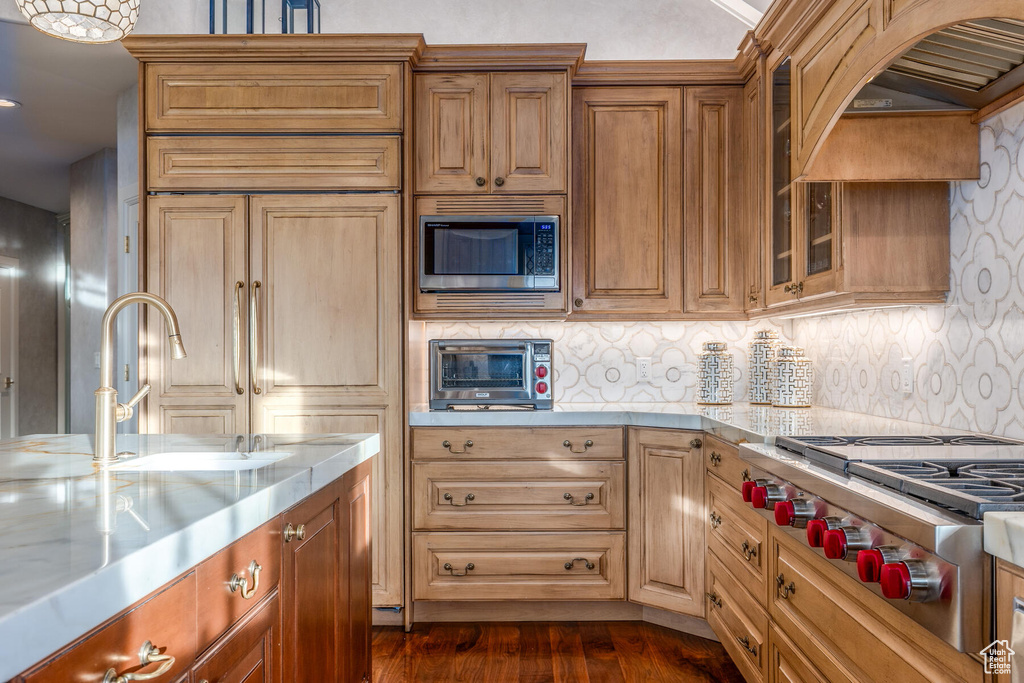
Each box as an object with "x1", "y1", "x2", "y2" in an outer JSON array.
[{"x1": 116, "y1": 384, "x2": 151, "y2": 422}]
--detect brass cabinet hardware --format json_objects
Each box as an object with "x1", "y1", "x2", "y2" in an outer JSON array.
[
  {"x1": 709, "y1": 512, "x2": 722, "y2": 529},
  {"x1": 250, "y1": 281, "x2": 262, "y2": 395},
  {"x1": 563, "y1": 439, "x2": 593, "y2": 453},
  {"x1": 748, "y1": 294, "x2": 759, "y2": 304},
  {"x1": 494, "y1": 176, "x2": 505, "y2": 186},
  {"x1": 283, "y1": 523, "x2": 305, "y2": 543},
  {"x1": 741, "y1": 541, "x2": 757, "y2": 561},
  {"x1": 564, "y1": 557, "x2": 595, "y2": 570},
  {"x1": 737, "y1": 635, "x2": 758, "y2": 656},
  {"x1": 564, "y1": 492, "x2": 595, "y2": 506},
  {"x1": 741, "y1": 469, "x2": 752, "y2": 483},
  {"x1": 103, "y1": 640, "x2": 175, "y2": 682},
  {"x1": 776, "y1": 573, "x2": 796, "y2": 598},
  {"x1": 232, "y1": 281, "x2": 244, "y2": 395},
  {"x1": 475, "y1": 177, "x2": 486, "y2": 186},
  {"x1": 690, "y1": 438, "x2": 703, "y2": 449},
  {"x1": 2, "y1": 376, "x2": 13, "y2": 390},
  {"x1": 706, "y1": 592, "x2": 723, "y2": 609},
  {"x1": 784, "y1": 281, "x2": 804, "y2": 296},
  {"x1": 443, "y1": 492, "x2": 475, "y2": 506},
  {"x1": 442, "y1": 439, "x2": 473, "y2": 454},
  {"x1": 228, "y1": 560, "x2": 262, "y2": 599},
  {"x1": 709, "y1": 451, "x2": 722, "y2": 466},
  {"x1": 573, "y1": 297, "x2": 584, "y2": 308},
  {"x1": 443, "y1": 562, "x2": 474, "y2": 576}
]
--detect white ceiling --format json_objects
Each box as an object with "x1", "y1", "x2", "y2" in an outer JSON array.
[{"x1": 0, "y1": 0, "x2": 760, "y2": 214}]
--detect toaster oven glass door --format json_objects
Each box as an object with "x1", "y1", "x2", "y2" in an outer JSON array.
[{"x1": 438, "y1": 352, "x2": 527, "y2": 390}]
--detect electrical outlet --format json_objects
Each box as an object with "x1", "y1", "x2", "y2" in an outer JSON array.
[
  {"x1": 900, "y1": 358, "x2": 913, "y2": 394},
  {"x1": 636, "y1": 357, "x2": 652, "y2": 382}
]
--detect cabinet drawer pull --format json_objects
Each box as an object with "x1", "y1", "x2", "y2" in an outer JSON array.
[
  {"x1": 442, "y1": 439, "x2": 473, "y2": 454},
  {"x1": 563, "y1": 439, "x2": 593, "y2": 453},
  {"x1": 103, "y1": 641, "x2": 175, "y2": 682},
  {"x1": 563, "y1": 492, "x2": 595, "y2": 506},
  {"x1": 228, "y1": 559, "x2": 262, "y2": 599},
  {"x1": 283, "y1": 523, "x2": 305, "y2": 542},
  {"x1": 690, "y1": 438, "x2": 703, "y2": 449},
  {"x1": 741, "y1": 541, "x2": 757, "y2": 561},
  {"x1": 443, "y1": 492, "x2": 475, "y2": 506},
  {"x1": 443, "y1": 562, "x2": 474, "y2": 576},
  {"x1": 776, "y1": 573, "x2": 796, "y2": 598},
  {"x1": 741, "y1": 469, "x2": 752, "y2": 483},
  {"x1": 737, "y1": 635, "x2": 758, "y2": 656},
  {"x1": 705, "y1": 592, "x2": 723, "y2": 609},
  {"x1": 709, "y1": 451, "x2": 722, "y2": 466},
  {"x1": 564, "y1": 557, "x2": 596, "y2": 570},
  {"x1": 709, "y1": 512, "x2": 722, "y2": 529}
]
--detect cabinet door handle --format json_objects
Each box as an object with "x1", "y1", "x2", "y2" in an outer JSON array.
[
  {"x1": 690, "y1": 438, "x2": 703, "y2": 449},
  {"x1": 574, "y1": 297, "x2": 584, "y2": 308},
  {"x1": 103, "y1": 641, "x2": 175, "y2": 682},
  {"x1": 250, "y1": 281, "x2": 262, "y2": 395},
  {"x1": 564, "y1": 492, "x2": 595, "y2": 506},
  {"x1": 741, "y1": 541, "x2": 757, "y2": 561},
  {"x1": 228, "y1": 559, "x2": 262, "y2": 599},
  {"x1": 442, "y1": 439, "x2": 473, "y2": 454},
  {"x1": 443, "y1": 562, "x2": 474, "y2": 576},
  {"x1": 494, "y1": 176, "x2": 505, "y2": 186},
  {"x1": 443, "y1": 492, "x2": 475, "y2": 506},
  {"x1": 232, "y1": 281, "x2": 244, "y2": 395},
  {"x1": 564, "y1": 557, "x2": 595, "y2": 570},
  {"x1": 776, "y1": 573, "x2": 796, "y2": 599},
  {"x1": 563, "y1": 439, "x2": 593, "y2": 453},
  {"x1": 709, "y1": 512, "x2": 722, "y2": 529},
  {"x1": 475, "y1": 176, "x2": 486, "y2": 186},
  {"x1": 737, "y1": 635, "x2": 758, "y2": 656},
  {"x1": 284, "y1": 523, "x2": 305, "y2": 542}
]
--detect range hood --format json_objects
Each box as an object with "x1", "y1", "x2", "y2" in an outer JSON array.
[{"x1": 846, "y1": 18, "x2": 1024, "y2": 113}]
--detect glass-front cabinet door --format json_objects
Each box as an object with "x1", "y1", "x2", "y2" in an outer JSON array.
[
  {"x1": 766, "y1": 59, "x2": 797, "y2": 306},
  {"x1": 800, "y1": 180, "x2": 840, "y2": 298}
]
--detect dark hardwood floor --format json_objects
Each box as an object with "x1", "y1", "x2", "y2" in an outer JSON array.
[{"x1": 372, "y1": 621, "x2": 745, "y2": 682}]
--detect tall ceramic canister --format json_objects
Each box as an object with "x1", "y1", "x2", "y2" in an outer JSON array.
[
  {"x1": 748, "y1": 329, "x2": 779, "y2": 404},
  {"x1": 698, "y1": 341, "x2": 734, "y2": 405},
  {"x1": 772, "y1": 346, "x2": 813, "y2": 408}
]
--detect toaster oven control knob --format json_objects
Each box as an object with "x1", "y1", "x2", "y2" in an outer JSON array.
[
  {"x1": 822, "y1": 526, "x2": 874, "y2": 561},
  {"x1": 856, "y1": 546, "x2": 902, "y2": 583},
  {"x1": 879, "y1": 560, "x2": 935, "y2": 601},
  {"x1": 536, "y1": 381, "x2": 548, "y2": 394},
  {"x1": 806, "y1": 516, "x2": 843, "y2": 548},
  {"x1": 751, "y1": 483, "x2": 789, "y2": 510},
  {"x1": 535, "y1": 366, "x2": 548, "y2": 379},
  {"x1": 774, "y1": 498, "x2": 824, "y2": 528}
]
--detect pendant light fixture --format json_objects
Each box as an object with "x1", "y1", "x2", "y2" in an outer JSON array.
[{"x1": 16, "y1": 0, "x2": 140, "y2": 44}]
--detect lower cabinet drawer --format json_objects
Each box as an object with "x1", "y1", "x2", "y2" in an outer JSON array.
[
  {"x1": 413, "y1": 532, "x2": 626, "y2": 601},
  {"x1": 708, "y1": 473, "x2": 768, "y2": 605},
  {"x1": 412, "y1": 460, "x2": 625, "y2": 530},
  {"x1": 411, "y1": 427, "x2": 625, "y2": 461},
  {"x1": 191, "y1": 590, "x2": 281, "y2": 683},
  {"x1": 766, "y1": 623, "x2": 829, "y2": 683},
  {"x1": 196, "y1": 517, "x2": 282, "y2": 652},
  {"x1": 704, "y1": 435, "x2": 752, "y2": 491},
  {"x1": 706, "y1": 550, "x2": 767, "y2": 683},
  {"x1": 22, "y1": 572, "x2": 197, "y2": 683}
]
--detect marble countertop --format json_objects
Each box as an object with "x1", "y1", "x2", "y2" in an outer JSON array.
[{"x1": 0, "y1": 432, "x2": 379, "y2": 682}]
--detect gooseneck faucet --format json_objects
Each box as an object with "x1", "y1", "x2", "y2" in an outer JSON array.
[{"x1": 94, "y1": 292, "x2": 187, "y2": 463}]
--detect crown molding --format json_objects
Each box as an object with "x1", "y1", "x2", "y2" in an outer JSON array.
[{"x1": 121, "y1": 34, "x2": 427, "y2": 63}]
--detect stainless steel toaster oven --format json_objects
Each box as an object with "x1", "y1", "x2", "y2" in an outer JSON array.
[{"x1": 429, "y1": 339, "x2": 552, "y2": 410}]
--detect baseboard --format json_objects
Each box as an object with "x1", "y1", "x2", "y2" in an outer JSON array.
[
  {"x1": 642, "y1": 606, "x2": 719, "y2": 641},
  {"x1": 372, "y1": 608, "x2": 405, "y2": 626}
]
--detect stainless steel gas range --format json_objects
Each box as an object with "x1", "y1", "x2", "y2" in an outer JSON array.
[{"x1": 740, "y1": 433, "x2": 1024, "y2": 655}]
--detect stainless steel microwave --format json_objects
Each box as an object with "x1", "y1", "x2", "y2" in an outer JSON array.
[
  {"x1": 429, "y1": 339, "x2": 553, "y2": 410},
  {"x1": 418, "y1": 215, "x2": 559, "y2": 292}
]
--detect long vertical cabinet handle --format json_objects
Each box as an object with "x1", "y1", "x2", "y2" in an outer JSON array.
[
  {"x1": 233, "y1": 281, "x2": 244, "y2": 395},
  {"x1": 250, "y1": 281, "x2": 262, "y2": 395}
]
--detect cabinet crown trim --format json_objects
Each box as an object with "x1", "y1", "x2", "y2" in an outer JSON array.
[
  {"x1": 122, "y1": 34, "x2": 426, "y2": 62},
  {"x1": 417, "y1": 44, "x2": 587, "y2": 73}
]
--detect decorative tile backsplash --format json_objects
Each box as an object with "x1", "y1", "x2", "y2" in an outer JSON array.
[
  {"x1": 419, "y1": 321, "x2": 792, "y2": 403},
  {"x1": 793, "y1": 100, "x2": 1024, "y2": 438}
]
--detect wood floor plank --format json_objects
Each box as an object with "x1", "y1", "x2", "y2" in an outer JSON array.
[{"x1": 371, "y1": 621, "x2": 743, "y2": 683}]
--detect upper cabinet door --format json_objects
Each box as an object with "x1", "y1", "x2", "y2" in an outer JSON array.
[
  {"x1": 683, "y1": 86, "x2": 746, "y2": 315},
  {"x1": 414, "y1": 73, "x2": 489, "y2": 193},
  {"x1": 490, "y1": 72, "x2": 567, "y2": 194},
  {"x1": 144, "y1": 195, "x2": 248, "y2": 435},
  {"x1": 572, "y1": 86, "x2": 683, "y2": 316}
]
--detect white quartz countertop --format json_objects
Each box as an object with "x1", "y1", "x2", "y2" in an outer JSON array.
[{"x1": 0, "y1": 432, "x2": 379, "y2": 682}]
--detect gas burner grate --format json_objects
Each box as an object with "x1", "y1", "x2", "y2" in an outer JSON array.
[{"x1": 958, "y1": 463, "x2": 1024, "y2": 481}]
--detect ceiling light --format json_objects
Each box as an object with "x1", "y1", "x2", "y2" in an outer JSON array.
[
  {"x1": 0, "y1": 99, "x2": 21, "y2": 109},
  {"x1": 16, "y1": 0, "x2": 140, "y2": 44}
]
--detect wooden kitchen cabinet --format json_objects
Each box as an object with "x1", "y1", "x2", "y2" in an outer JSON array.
[
  {"x1": 995, "y1": 558, "x2": 1024, "y2": 683},
  {"x1": 414, "y1": 71, "x2": 567, "y2": 194},
  {"x1": 190, "y1": 591, "x2": 281, "y2": 683},
  {"x1": 627, "y1": 428, "x2": 705, "y2": 616}
]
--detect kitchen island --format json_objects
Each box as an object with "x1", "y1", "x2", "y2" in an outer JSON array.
[{"x1": 0, "y1": 432, "x2": 378, "y2": 682}]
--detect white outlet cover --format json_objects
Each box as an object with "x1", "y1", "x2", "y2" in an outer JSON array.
[
  {"x1": 900, "y1": 358, "x2": 913, "y2": 393},
  {"x1": 636, "y1": 357, "x2": 652, "y2": 382}
]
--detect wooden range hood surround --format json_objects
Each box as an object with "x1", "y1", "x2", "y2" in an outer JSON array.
[{"x1": 762, "y1": 0, "x2": 1024, "y2": 182}]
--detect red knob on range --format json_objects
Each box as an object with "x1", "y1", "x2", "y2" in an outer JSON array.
[
  {"x1": 879, "y1": 562, "x2": 912, "y2": 600},
  {"x1": 823, "y1": 529, "x2": 848, "y2": 559},
  {"x1": 857, "y1": 549, "x2": 884, "y2": 582},
  {"x1": 774, "y1": 501, "x2": 795, "y2": 526},
  {"x1": 535, "y1": 381, "x2": 548, "y2": 394},
  {"x1": 750, "y1": 486, "x2": 769, "y2": 509},
  {"x1": 535, "y1": 366, "x2": 548, "y2": 378},
  {"x1": 806, "y1": 519, "x2": 830, "y2": 547},
  {"x1": 741, "y1": 480, "x2": 757, "y2": 503}
]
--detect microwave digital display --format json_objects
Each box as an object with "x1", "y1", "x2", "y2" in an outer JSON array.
[{"x1": 419, "y1": 214, "x2": 559, "y2": 292}]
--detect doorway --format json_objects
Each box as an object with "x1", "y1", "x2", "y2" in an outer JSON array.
[{"x1": 0, "y1": 255, "x2": 19, "y2": 439}]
